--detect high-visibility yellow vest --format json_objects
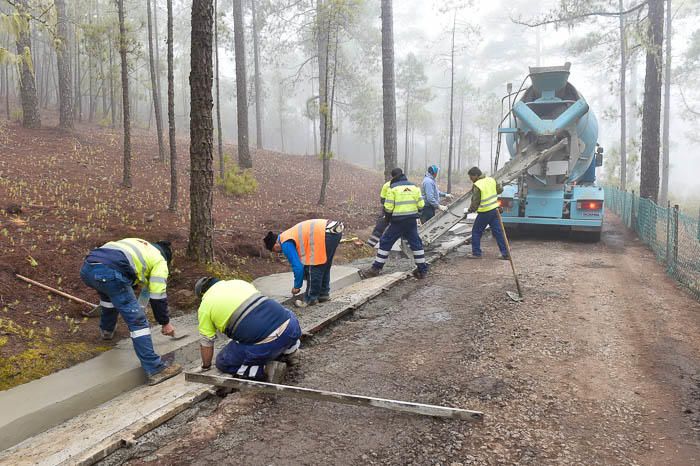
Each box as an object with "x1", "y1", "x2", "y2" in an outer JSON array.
[
  {"x1": 101, "y1": 238, "x2": 168, "y2": 298},
  {"x1": 380, "y1": 181, "x2": 391, "y2": 203},
  {"x1": 279, "y1": 219, "x2": 328, "y2": 266},
  {"x1": 475, "y1": 177, "x2": 499, "y2": 213},
  {"x1": 197, "y1": 279, "x2": 263, "y2": 341},
  {"x1": 384, "y1": 182, "x2": 425, "y2": 219}
]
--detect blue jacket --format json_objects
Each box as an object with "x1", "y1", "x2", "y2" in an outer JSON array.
[
  {"x1": 279, "y1": 238, "x2": 304, "y2": 289},
  {"x1": 422, "y1": 174, "x2": 446, "y2": 208}
]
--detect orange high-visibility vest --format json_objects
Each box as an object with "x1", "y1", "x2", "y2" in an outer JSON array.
[{"x1": 279, "y1": 219, "x2": 328, "y2": 265}]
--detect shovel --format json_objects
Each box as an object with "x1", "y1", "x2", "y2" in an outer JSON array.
[
  {"x1": 16, "y1": 274, "x2": 101, "y2": 316},
  {"x1": 495, "y1": 210, "x2": 523, "y2": 302}
]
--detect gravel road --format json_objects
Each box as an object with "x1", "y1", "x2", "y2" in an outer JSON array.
[{"x1": 103, "y1": 214, "x2": 700, "y2": 466}]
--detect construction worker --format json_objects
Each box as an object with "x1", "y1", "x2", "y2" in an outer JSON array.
[
  {"x1": 361, "y1": 171, "x2": 429, "y2": 279},
  {"x1": 263, "y1": 219, "x2": 344, "y2": 308},
  {"x1": 466, "y1": 166, "x2": 509, "y2": 260},
  {"x1": 195, "y1": 277, "x2": 302, "y2": 379},
  {"x1": 367, "y1": 167, "x2": 404, "y2": 247},
  {"x1": 79, "y1": 238, "x2": 182, "y2": 385},
  {"x1": 421, "y1": 164, "x2": 453, "y2": 223}
]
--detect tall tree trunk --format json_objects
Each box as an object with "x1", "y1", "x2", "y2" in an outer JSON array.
[
  {"x1": 215, "y1": 0, "x2": 223, "y2": 177},
  {"x1": 153, "y1": 0, "x2": 162, "y2": 113},
  {"x1": 117, "y1": 0, "x2": 132, "y2": 187},
  {"x1": 55, "y1": 0, "x2": 73, "y2": 129},
  {"x1": 233, "y1": 0, "x2": 251, "y2": 168},
  {"x1": 109, "y1": 37, "x2": 116, "y2": 128},
  {"x1": 88, "y1": 4, "x2": 94, "y2": 123},
  {"x1": 188, "y1": 0, "x2": 214, "y2": 260},
  {"x1": 447, "y1": 12, "x2": 456, "y2": 193},
  {"x1": 457, "y1": 90, "x2": 464, "y2": 178},
  {"x1": 74, "y1": 4, "x2": 82, "y2": 122},
  {"x1": 403, "y1": 91, "x2": 410, "y2": 172},
  {"x1": 371, "y1": 130, "x2": 377, "y2": 169},
  {"x1": 317, "y1": 1, "x2": 328, "y2": 201},
  {"x1": 15, "y1": 0, "x2": 41, "y2": 128},
  {"x1": 618, "y1": 0, "x2": 627, "y2": 190},
  {"x1": 279, "y1": 84, "x2": 285, "y2": 152},
  {"x1": 167, "y1": 0, "x2": 178, "y2": 211},
  {"x1": 251, "y1": 0, "x2": 263, "y2": 149},
  {"x1": 380, "y1": 0, "x2": 397, "y2": 181},
  {"x1": 4, "y1": 64, "x2": 9, "y2": 119},
  {"x1": 100, "y1": 57, "x2": 107, "y2": 118},
  {"x1": 147, "y1": 0, "x2": 166, "y2": 161},
  {"x1": 640, "y1": 0, "x2": 663, "y2": 202},
  {"x1": 629, "y1": 53, "x2": 638, "y2": 181},
  {"x1": 311, "y1": 78, "x2": 318, "y2": 156},
  {"x1": 659, "y1": 0, "x2": 672, "y2": 205}
]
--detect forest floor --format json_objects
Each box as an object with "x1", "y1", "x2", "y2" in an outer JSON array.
[
  {"x1": 0, "y1": 119, "x2": 395, "y2": 389},
  {"x1": 100, "y1": 214, "x2": 700, "y2": 466}
]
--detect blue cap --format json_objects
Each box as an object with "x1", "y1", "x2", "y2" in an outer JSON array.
[{"x1": 428, "y1": 165, "x2": 439, "y2": 176}]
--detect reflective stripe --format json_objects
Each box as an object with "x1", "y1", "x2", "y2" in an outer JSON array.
[
  {"x1": 414, "y1": 258, "x2": 426, "y2": 263},
  {"x1": 391, "y1": 211, "x2": 419, "y2": 217},
  {"x1": 117, "y1": 240, "x2": 148, "y2": 282},
  {"x1": 384, "y1": 199, "x2": 395, "y2": 204},
  {"x1": 101, "y1": 244, "x2": 137, "y2": 276},
  {"x1": 237, "y1": 365, "x2": 248, "y2": 376},
  {"x1": 150, "y1": 276, "x2": 167, "y2": 284},
  {"x1": 481, "y1": 194, "x2": 497, "y2": 202},
  {"x1": 149, "y1": 292, "x2": 167, "y2": 300},
  {"x1": 309, "y1": 223, "x2": 316, "y2": 264},
  {"x1": 413, "y1": 250, "x2": 425, "y2": 256},
  {"x1": 99, "y1": 300, "x2": 114, "y2": 308},
  {"x1": 481, "y1": 200, "x2": 498, "y2": 208},
  {"x1": 130, "y1": 328, "x2": 151, "y2": 338},
  {"x1": 249, "y1": 366, "x2": 259, "y2": 378},
  {"x1": 225, "y1": 293, "x2": 267, "y2": 337},
  {"x1": 377, "y1": 249, "x2": 390, "y2": 255},
  {"x1": 375, "y1": 256, "x2": 387, "y2": 263},
  {"x1": 296, "y1": 224, "x2": 306, "y2": 260},
  {"x1": 394, "y1": 200, "x2": 419, "y2": 206}
]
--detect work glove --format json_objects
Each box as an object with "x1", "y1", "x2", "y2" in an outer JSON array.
[
  {"x1": 445, "y1": 193, "x2": 454, "y2": 199},
  {"x1": 438, "y1": 205, "x2": 448, "y2": 212}
]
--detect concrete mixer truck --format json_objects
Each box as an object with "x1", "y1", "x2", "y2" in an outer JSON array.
[{"x1": 496, "y1": 63, "x2": 605, "y2": 241}]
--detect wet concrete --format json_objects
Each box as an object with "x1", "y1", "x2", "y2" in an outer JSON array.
[{"x1": 252, "y1": 265, "x2": 361, "y2": 302}]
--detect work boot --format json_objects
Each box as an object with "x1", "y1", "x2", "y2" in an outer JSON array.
[
  {"x1": 466, "y1": 254, "x2": 482, "y2": 259},
  {"x1": 359, "y1": 267, "x2": 382, "y2": 279},
  {"x1": 499, "y1": 254, "x2": 510, "y2": 260},
  {"x1": 295, "y1": 299, "x2": 318, "y2": 308},
  {"x1": 412, "y1": 269, "x2": 428, "y2": 280},
  {"x1": 147, "y1": 363, "x2": 182, "y2": 386},
  {"x1": 318, "y1": 295, "x2": 331, "y2": 303},
  {"x1": 100, "y1": 328, "x2": 115, "y2": 340},
  {"x1": 277, "y1": 349, "x2": 301, "y2": 366},
  {"x1": 265, "y1": 361, "x2": 288, "y2": 384}
]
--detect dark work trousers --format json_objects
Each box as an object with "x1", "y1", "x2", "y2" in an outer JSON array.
[
  {"x1": 471, "y1": 208, "x2": 509, "y2": 257},
  {"x1": 420, "y1": 205, "x2": 436, "y2": 223},
  {"x1": 304, "y1": 231, "x2": 343, "y2": 303},
  {"x1": 372, "y1": 218, "x2": 428, "y2": 274},
  {"x1": 368, "y1": 212, "x2": 389, "y2": 247}
]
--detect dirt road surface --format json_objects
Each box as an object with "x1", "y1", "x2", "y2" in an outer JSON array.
[{"x1": 103, "y1": 214, "x2": 700, "y2": 465}]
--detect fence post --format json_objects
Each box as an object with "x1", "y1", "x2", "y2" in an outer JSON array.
[
  {"x1": 666, "y1": 200, "x2": 671, "y2": 266},
  {"x1": 697, "y1": 206, "x2": 700, "y2": 243},
  {"x1": 673, "y1": 204, "x2": 679, "y2": 269},
  {"x1": 631, "y1": 190, "x2": 636, "y2": 232}
]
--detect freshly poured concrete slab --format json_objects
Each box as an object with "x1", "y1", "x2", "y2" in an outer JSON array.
[
  {"x1": 253, "y1": 265, "x2": 361, "y2": 302},
  {"x1": 0, "y1": 313, "x2": 201, "y2": 452}
]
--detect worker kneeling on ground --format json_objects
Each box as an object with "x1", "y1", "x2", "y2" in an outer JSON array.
[
  {"x1": 195, "y1": 277, "x2": 302, "y2": 380},
  {"x1": 367, "y1": 168, "x2": 403, "y2": 247},
  {"x1": 79, "y1": 238, "x2": 182, "y2": 385},
  {"x1": 361, "y1": 171, "x2": 429, "y2": 279},
  {"x1": 466, "y1": 166, "x2": 509, "y2": 260},
  {"x1": 263, "y1": 219, "x2": 344, "y2": 308}
]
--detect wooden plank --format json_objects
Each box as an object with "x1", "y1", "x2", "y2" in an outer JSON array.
[{"x1": 185, "y1": 372, "x2": 484, "y2": 423}]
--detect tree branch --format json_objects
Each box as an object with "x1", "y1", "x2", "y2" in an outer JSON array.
[{"x1": 512, "y1": 2, "x2": 647, "y2": 28}]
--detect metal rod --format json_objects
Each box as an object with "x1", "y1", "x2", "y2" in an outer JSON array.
[
  {"x1": 185, "y1": 372, "x2": 484, "y2": 422},
  {"x1": 15, "y1": 274, "x2": 97, "y2": 308},
  {"x1": 666, "y1": 200, "x2": 671, "y2": 266},
  {"x1": 496, "y1": 209, "x2": 523, "y2": 298},
  {"x1": 673, "y1": 205, "x2": 679, "y2": 268}
]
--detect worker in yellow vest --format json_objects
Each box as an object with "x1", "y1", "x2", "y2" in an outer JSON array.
[
  {"x1": 466, "y1": 167, "x2": 509, "y2": 260},
  {"x1": 79, "y1": 238, "x2": 182, "y2": 385},
  {"x1": 195, "y1": 277, "x2": 301, "y2": 379},
  {"x1": 360, "y1": 171, "x2": 429, "y2": 279},
  {"x1": 263, "y1": 219, "x2": 344, "y2": 308}
]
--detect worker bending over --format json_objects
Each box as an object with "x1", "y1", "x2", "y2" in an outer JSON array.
[
  {"x1": 421, "y1": 164, "x2": 453, "y2": 223},
  {"x1": 361, "y1": 172, "x2": 429, "y2": 279},
  {"x1": 466, "y1": 167, "x2": 509, "y2": 260},
  {"x1": 367, "y1": 168, "x2": 404, "y2": 247},
  {"x1": 263, "y1": 219, "x2": 344, "y2": 308},
  {"x1": 195, "y1": 277, "x2": 301, "y2": 379},
  {"x1": 79, "y1": 238, "x2": 181, "y2": 385}
]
